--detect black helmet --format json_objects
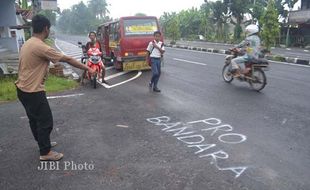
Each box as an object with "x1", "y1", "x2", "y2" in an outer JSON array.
[{"x1": 88, "y1": 31, "x2": 96, "y2": 37}]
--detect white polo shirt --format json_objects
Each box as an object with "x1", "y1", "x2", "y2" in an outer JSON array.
[{"x1": 146, "y1": 40, "x2": 165, "y2": 58}]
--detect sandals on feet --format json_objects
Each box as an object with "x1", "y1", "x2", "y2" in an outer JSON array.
[{"x1": 40, "y1": 151, "x2": 64, "y2": 161}]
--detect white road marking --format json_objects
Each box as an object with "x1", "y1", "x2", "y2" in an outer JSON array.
[
  {"x1": 304, "y1": 50, "x2": 309, "y2": 52},
  {"x1": 173, "y1": 58, "x2": 207, "y2": 66},
  {"x1": 116, "y1": 125, "x2": 129, "y2": 128},
  {"x1": 282, "y1": 118, "x2": 287, "y2": 125},
  {"x1": 66, "y1": 52, "x2": 83, "y2": 57},
  {"x1": 104, "y1": 71, "x2": 129, "y2": 80},
  {"x1": 55, "y1": 39, "x2": 65, "y2": 54},
  {"x1": 99, "y1": 71, "x2": 142, "y2": 89},
  {"x1": 106, "y1": 66, "x2": 114, "y2": 70},
  {"x1": 47, "y1": 93, "x2": 84, "y2": 100}
]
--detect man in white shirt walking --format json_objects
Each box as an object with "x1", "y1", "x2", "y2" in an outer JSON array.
[{"x1": 146, "y1": 31, "x2": 165, "y2": 92}]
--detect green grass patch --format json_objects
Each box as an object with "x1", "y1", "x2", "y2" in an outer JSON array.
[
  {"x1": 44, "y1": 38, "x2": 55, "y2": 47},
  {"x1": 0, "y1": 75, "x2": 78, "y2": 103},
  {"x1": 272, "y1": 55, "x2": 286, "y2": 62},
  {"x1": 45, "y1": 75, "x2": 79, "y2": 92},
  {"x1": 0, "y1": 75, "x2": 18, "y2": 102}
]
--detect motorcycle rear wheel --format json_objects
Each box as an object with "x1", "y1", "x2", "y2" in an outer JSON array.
[
  {"x1": 249, "y1": 68, "x2": 266, "y2": 91},
  {"x1": 222, "y1": 64, "x2": 234, "y2": 83}
]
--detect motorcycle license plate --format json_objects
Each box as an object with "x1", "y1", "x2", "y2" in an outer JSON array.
[{"x1": 123, "y1": 60, "x2": 150, "y2": 71}]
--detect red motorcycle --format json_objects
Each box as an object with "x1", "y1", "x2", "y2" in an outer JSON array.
[
  {"x1": 79, "y1": 43, "x2": 105, "y2": 89},
  {"x1": 222, "y1": 48, "x2": 269, "y2": 91}
]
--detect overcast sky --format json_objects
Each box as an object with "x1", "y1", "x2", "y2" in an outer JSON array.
[
  {"x1": 57, "y1": 0, "x2": 205, "y2": 18},
  {"x1": 57, "y1": 0, "x2": 302, "y2": 19}
]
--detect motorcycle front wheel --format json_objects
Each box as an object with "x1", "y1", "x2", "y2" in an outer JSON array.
[
  {"x1": 249, "y1": 68, "x2": 266, "y2": 91},
  {"x1": 93, "y1": 74, "x2": 97, "y2": 89},
  {"x1": 222, "y1": 64, "x2": 234, "y2": 83}
]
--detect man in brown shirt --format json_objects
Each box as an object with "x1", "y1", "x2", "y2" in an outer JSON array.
[{"x1": 15, "y1": 15, "x2": 96, "y2": 161}]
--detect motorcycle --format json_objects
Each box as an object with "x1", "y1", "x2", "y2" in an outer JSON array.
[
  {"x1": 78, "y1": 42, "x2": 104, "y2": 89},
  {"x1": 222, "y1": 48, "x2": 269, "y2": 91}
]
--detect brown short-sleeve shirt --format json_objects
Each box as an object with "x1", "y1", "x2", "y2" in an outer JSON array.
[{"x1": 15, "y1": 37, "x2": 65, "y2": 92}]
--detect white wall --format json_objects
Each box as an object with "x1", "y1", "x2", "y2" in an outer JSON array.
[
  {"x1": 0, "y1": 1, "x2": 17, "y2": 27},
  {"x1": 0, "y1": 1, "x2": 20, "y2": 52}
]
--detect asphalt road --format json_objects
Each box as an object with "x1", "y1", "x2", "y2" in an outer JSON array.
[{"x1": 0, "y1": 36, "x2": 310, "y2": 190}]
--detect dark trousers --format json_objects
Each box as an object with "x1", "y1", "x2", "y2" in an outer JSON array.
[
  {"x1": 150, "y1": 57, "x2": 161, "y2": 88},
  {"x1": 17, "y1": 88, "x2": 53, "y2": 156}
]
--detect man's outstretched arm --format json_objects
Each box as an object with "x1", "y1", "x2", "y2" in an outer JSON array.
[{"x1": 60, "y1": 55, "x2": 96, "y2": 74}]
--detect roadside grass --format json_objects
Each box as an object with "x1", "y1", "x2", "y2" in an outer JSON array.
[
  {"x1": 0, "y1": 75, "x2": 78, "y2": 103},
  {"x1": 44, "y1": 38, "x2": 55, "y2": 47}
]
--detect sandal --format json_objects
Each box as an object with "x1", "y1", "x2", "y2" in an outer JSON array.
[{"x1": 40, "y1": 151, "x2": 64, "y2": 161}]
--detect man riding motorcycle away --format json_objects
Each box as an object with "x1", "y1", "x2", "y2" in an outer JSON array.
[
  {"x1": 85, "y1": 31, "x2": 107, "y2": 83},
  {"x1": 231, "y1": 24, "x2": 262, "y2": 78}
]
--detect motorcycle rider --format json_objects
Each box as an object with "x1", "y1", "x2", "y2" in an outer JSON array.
[
  {"x1": 231, "y1": 24, "x2": 261, "y2": 78},
  {"x1": 85, "y1": 31, "x2": 107, "y2": 83}
]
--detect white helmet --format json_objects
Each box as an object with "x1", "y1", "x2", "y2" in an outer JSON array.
[{"x1": 245, "y1": 24, "x2": 259, "y2": 36}]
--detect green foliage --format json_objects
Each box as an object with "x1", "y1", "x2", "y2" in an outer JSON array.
[
  {"x1": 88, "y1": 0, "x2": 109, "y2": 19},
  {"x1": 250, "y1": 0, "x2": 268, "y2": 23},
  {"x1": 21, "y1": 0, "x2": 28, "y2": 9},
  {"x1": 260, "y1": 0, "x2": 280, "y2": 50},
  {"x1": 234, "y1": 24, "x2": 243, "y2": 42},
  {"x1": 38, "y1": 10, "x2": 56, "y2": 26},
  {"x1": 224, "y1": 0, "x2": 251, "y2": 40},
  {"x1": 44, "y1": 38, "x2": 54, "y2": 47},
  {"x1": 24, "y1": 29, "x2": 31, "y2": 41},
  {"x1": 160, "y1": 12, "x2": 180, "y2": 42},
  {"x1": 178, "y1": 8, "x2": 202, "y2": 38},
  {"x1": 272, "y1": 55, "x2": 286, "y2": 62},
  {"x1": 0, "y1": 75, "x2": 18, "y2": 102},
  {"x1": 57, "y1": 0, "x2": 110, "y2": 35},
  {"x1": 200, "y1": 2, "x2": 214, "y2": 40},
  {"x1": 210, "y1": 1, "x2": 227, "y2": 41}
]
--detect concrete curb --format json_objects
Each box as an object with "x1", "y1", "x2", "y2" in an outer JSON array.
[{"x1": 166, "y1": 44, "x2": 310, "y2": 66}]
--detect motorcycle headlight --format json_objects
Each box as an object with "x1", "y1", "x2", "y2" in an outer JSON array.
[{"x1": 91, "y1": 56, "x2": 100, "y2": 64}]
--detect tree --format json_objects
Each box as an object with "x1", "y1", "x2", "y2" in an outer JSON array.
[
  {"x1": 38, "y1": 10, "x2": 56, "y2": 25},
  {"x1": 160, "y1": 12, "x2": 180, "y2": 42},
  {"x1": 88, "y1": 0, "x2": 109, "y2": 19},
  {"x1": 249, "y1": 0, "x2": 268, "y2": 23},
  {"x1": 224, "y1": 0, "x2": 251, "y2": 41},
  {"x1": 260, "y1": 0, "x2": 280, "y2": 50},
  {"x1": 210, "y1": 1, "x2": 227, "y2": 41},
  {"x1": 58, "y1": 2, "x2": 94, "y2": 34},
  {"x1": 200, "y1": 2, "x2": 214, "y2": 40},
  {"x1": 178, "y1": 8, "x2": 202, "y2": 39}
]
